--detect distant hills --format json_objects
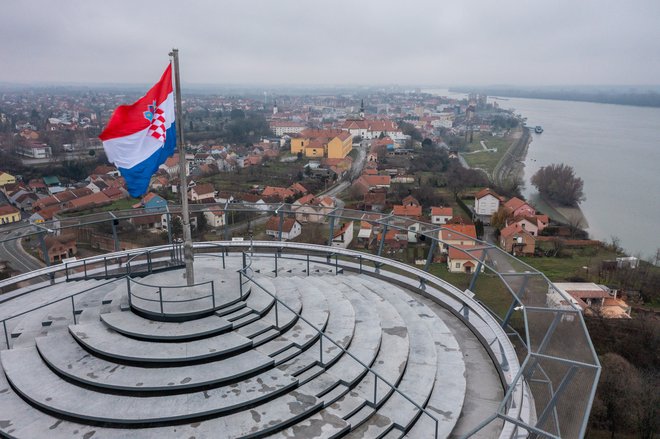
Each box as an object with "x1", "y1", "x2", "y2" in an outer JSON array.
[{"x1": 450, "y1": 86, "x2": 660, "y2": 108}]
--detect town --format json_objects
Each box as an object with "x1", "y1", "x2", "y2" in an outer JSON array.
[
  {"x1": 0, "y1": 85, "x2": 658, "y2": 439},
  {"x1": 0, "y1": 86, "x2": 655, "y2": 322}
]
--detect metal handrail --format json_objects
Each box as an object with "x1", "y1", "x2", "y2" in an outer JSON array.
[
  {"x1": 1, "y1": 276, "x2": 125, "y2": 350},
  {"x1": 239, "y1": 251, "x2": 441, "y2": 438}
]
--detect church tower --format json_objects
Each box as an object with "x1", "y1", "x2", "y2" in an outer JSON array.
[
  {"x1": 359, "y1": 99, "x2": 365, "y2": 119},
  {"x1": 273, "y1": 100, "x2": 278, "y2": 115}
]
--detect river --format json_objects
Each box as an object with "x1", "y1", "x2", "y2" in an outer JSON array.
[{"x1": 425, "y1": 89, "x2": 660, "y2": 259}]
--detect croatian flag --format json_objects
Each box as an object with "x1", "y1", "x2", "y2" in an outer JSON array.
[{"x1": 99, "y1": 65, "x2": 176, "y2": 197}]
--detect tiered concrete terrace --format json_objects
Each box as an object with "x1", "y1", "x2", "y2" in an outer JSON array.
[{"x1": 0, "y1": 243, "x2": 537, "y2": 438}]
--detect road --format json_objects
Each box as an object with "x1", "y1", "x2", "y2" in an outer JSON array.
[{"x1": 0, "y1": 229, "x2": 45, "y2": 273}]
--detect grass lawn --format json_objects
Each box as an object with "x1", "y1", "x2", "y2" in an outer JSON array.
[
  {"x1": 463, "y1": 132, "x2": 516, "y2": 174},
  {"x1": 519, "y1": 248, "x2": 618, "y2": 281}
]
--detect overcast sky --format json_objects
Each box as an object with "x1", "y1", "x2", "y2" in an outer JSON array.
[{"x1": 2, "y1": 0, "x2": 659, "y2": 86}]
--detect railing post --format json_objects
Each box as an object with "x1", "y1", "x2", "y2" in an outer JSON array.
[
  {"x1": 242, "y1": 252, "x2": 246, "y2": 269},
  {"x1": 359, "y1": 255, "x2": 363, "y2": 274},
  {"x1": 65, "y1": 262, "x2": 69, "y2": 281},
  {"x1": 275, "y1": 301, "x2": 279, "y2": 328},
  {"x1": 211, "y1": 281, "x2": 216, "y2": 309},
  {"x1": 71, "y1": 296, "x2": 77, "y2": 325},
  {"x1": 3, "y1": 320, "x2": 9, "y2": 350},
  {"x1": 306, "y1": 254, "x2": 310, "y2": 276},
  {"x1": 126, "y1": 277, "x2": 132, "y2": 307},
  {"x1": 373, "y1": 374, "x2": 378, "y2": 405},
  {"x1": 111, "y1": 218, "x2": 120, "y2": 252},
  {"x1": 39, "y1": 232, "x2": 50, "y2": 267},
  {"x1": 239, "y1": 271, "x2": 243, "y2": 298},
  {"x1": 83, "y1": 260, "x2": 87, "y2": 279},
  {"x1": 319, "y1": 334, "x2": 323, "y2": 365},
  {"x1": 274, "y1": 251, "x2": 278, "y2": 277},
  {"x1": 158, "y1": 287, "x2": 164, "y2": 315},
  {"x1": 335, "y1": 254, "x2": 338, "y2": 275},
  {"x1": 147, "y1": 251, "x2": 152, "y2": 273},
  {"x1": 104, "y1": 257, "x2": 108, "y2": 278},
  {"x1": 222, "y1": 249, "x2": 226, "y2": 269},
  {"x1": 327, "y1": 214, "x2": 335, "y2": 246}
]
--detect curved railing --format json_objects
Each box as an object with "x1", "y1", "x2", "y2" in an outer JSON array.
[
  {"x1": 125, "y1": 276, "x2": 216, "y2": 316},
  {"x1": 0, "y1": 203, "x2": 600, "y2": 439}
]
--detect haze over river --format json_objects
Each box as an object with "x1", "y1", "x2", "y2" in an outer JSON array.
[{"x1": 427, "y1": 89, "x2": 660, "y2": 259}]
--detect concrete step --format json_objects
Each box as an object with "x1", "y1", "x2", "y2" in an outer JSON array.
[
  {"x1": 0, "y1": 360, "x2": 102, "y2": 438},
  {"x1": 1, "y1": 345, "x2": 298, "y2": 426},
  {"x1": 69, "y1": 321, "x2": 253, "y2": 364},
  {"x1": 256, "y1": 278, "x2": 329, "y2": 359},
  {"x1": 344, "y1": 276, "x2": 441, "y2": 437},
  {"x1": 236, "y1": 286, "x2": 302, "y2": 339},
  {"x1": 35, "y1": 333, "x2": 274, "y2": 392},
  {"x1": 100, "y1": 311, "x2": 232, "y2": 341}
]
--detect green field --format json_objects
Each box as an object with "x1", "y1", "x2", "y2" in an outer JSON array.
[{"x1": 462, "y1": 132, "x2": 516, "y2": 174}]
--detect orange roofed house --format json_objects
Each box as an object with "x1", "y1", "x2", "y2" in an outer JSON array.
[
  {"x1": 447, "y1": 246, "x2": 485, "y2": 274},
  {"x1": 439, "y1": 224, "x2": 478, "y2": 252},
  {"x1": 265, "y1": 216, "x2": 302, "y2": 241}
]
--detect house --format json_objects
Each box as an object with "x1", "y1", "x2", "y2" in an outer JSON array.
[
  {"x1": 331, "y1": 222, "x2": 354, "y2": 249},
  {"x1": 431, "y1": 207, "x2": 453, "y2": 224},
  {"x1": 0, "y1": 204, "x2": 21, "y2": 224},
  {"x1": 363, "y1": 191, "x2": 387, "y2": 212},
  {"x1": 292, "y1": 195, "x2": 336, "y2": 223},
  {"x1": 203, "y1": 208, "x2": 226, "y2": 228},
  {"x1": 288, "y1": 182, "x2": 309, "y2": 196},
  {"x1": 43, "y1": 176, "x2": 61, "y2": 187},
  {"x1": 65, "y1": 192, "x2": 112, "y2": 211},
  {"x1": 262, "y1": 186, "x2": 295, "y2": 202},
  {"x1": 354, "y1": 175, "x2": 391, "y2": 194},
  {"x1": 12, "y1": 192, "x2": 39, "y2": 211},
  {"x1": 474, "y1": 188, "x2": 503, "y2": 216},
  {"x1": 189, "y1": 183, "x2": 215, "y2": 202},
  {"x1": 447, "y1": 246, "x2": 485, "y2": 273},
  {"x1": 134, "y1": 193, "x2": 168, "y2": 211},
  {"x1": 439, "y1": 224, "x2": 477, "y2": 250},
  {"x1": 0, "y1": 171, "x2": 16, "y2": 186},
  {"x1": 503, "y1": 197, "x2": 536, "y2": 218},
  {"x1": 375, "y1": 229, "x2": 407, "y2": 251},
  {"x1": 240, "y1": 194, "x2": 269, "y2": 211},
  {"x1": 392, "y1": 204, "x2": 422, "y2": 220},
  {"x1": 265, "y1": 216, "x2": 302, "y2": 241},
  {"x1": 548, "y1": 283, "x2": 631, "y2": 318},
  {"x1": 39, "y1": 235, "x2": 77, "y2": 263},
  {"x1": 500, "y1": 222, "x2": 536, "y2": 256},
  {"x1": 506, "y1": 215, "x2": 549, "y2": 237},
  {"x1": 160, "y1": 156, "x2": 181, "y2": 177},
  {"x1": 401, "y1": 195, "x2": 420, "y2": 207}
]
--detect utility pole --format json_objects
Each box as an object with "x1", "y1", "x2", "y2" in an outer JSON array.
[{"x1": 170, "y1": 48, "x2": 194, "y2": 285}]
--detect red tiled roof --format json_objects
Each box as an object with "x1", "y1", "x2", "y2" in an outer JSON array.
[
  {"x1": 500, "y1": 222, "x2": 536, "y2": 239},
  {"x1": 475, "y1": 188, "x2": 503, "y2": 200},
  {"x1": 265, "y1": 216, "x2": 299, "y2": 233},
  {"x1": 431, "y1": 207, "x2": 453, "y2": 216},
  {"x1": 0, "y1": 204, "x2": 19, "y2": 216},
  {"x1": 448, "y1": 245, "x2": 483, "y2": 261},
  {"x1": 440, "y1": 224, "x2": 477, "y2": 240},
  {"x1": 392, "y1": 205, "x2": 422, "y2": 217}
]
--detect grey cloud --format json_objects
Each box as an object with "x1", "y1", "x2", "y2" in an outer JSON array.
[{"x1": 1, "y1": 0, "x2": 659, "y2": 85}]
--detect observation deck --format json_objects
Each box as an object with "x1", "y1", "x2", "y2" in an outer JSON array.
[{"x1": 0, "y1": 205, "x2": 599, "y2": 438}]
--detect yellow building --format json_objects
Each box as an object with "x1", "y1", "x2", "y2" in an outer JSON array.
[
  {"x1": 327, "y1": 132, "x2": 352, "y2": 159},
  {"x1": 290, "y1": 129, "x2": 353, "y2": 159},
  {"x1": 0, "y1": 204, "x2": 21, "y2": 224},
  {"x1": 0, "y1": 171, "x2": 16, "y2": 186},
  {"x1": 290, "y1": 136, "x2": 306, "y2": 155}
]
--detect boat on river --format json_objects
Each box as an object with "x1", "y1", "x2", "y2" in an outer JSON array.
[{"x1": 534, "y1": 126, "x2": 544, "y2": 134}]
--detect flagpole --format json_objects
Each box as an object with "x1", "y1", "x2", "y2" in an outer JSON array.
[{"x1": 170, "y1": 48, "x2": 195, "y2": 285}]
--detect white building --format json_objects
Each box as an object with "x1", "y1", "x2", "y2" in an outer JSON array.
[
  {"x1": 203, "y1": 208, "x2": 226, "y2": 228},
  {"x1": 474, "y1": 188, "x2": 502, "y2": 216}
]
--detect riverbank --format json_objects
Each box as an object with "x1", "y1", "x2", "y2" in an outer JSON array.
[{"x1": 492, "y1": 125, "x2": 531, "y2": 187}]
